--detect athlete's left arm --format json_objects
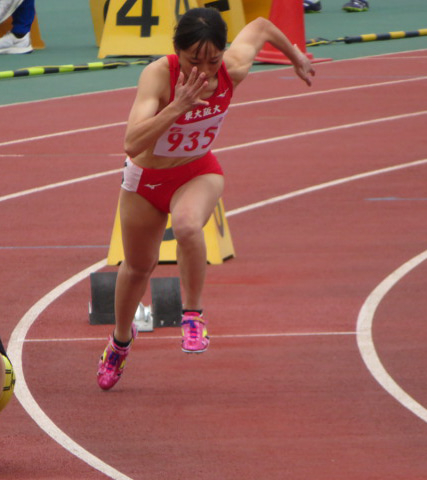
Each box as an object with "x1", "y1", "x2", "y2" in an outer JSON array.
[{"x1": 224, "y1": 17, "x2": 315, "y2": 88}]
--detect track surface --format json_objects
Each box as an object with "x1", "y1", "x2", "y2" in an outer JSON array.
[{"x1": 1, "y1": 50, "x2": 427, "y2": 479}]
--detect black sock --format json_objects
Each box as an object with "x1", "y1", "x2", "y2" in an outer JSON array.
[
  {"x1": 12, "y1": 32, "x2": 27, "y2": 39},
  {"x1": 182, "y1": 309, "x2": 203, "y2": 315},
  {"x1": 113, "y1": 336, "x2": 131, "y2": 348}
]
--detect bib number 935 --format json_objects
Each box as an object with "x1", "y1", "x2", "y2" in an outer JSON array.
[{"x1": 168, "y1": 126, "x2": 217, "y2": 152}]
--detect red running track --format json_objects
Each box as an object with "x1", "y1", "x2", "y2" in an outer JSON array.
[{"x1": 1, "y1": 50, "x2": 427, "y2": 479}]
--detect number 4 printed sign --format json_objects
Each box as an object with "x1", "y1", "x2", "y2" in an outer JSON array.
[{"x1": 98, "y1": 0, "x2": 199, "y2": 58}]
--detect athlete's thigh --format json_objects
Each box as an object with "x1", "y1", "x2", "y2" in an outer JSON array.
[
  {"x1": 170, "y1": 173, "x2": 224, "y2": 227},
  {"x1": 119, "y1": 189, "x2": 168, "y2": 268}
]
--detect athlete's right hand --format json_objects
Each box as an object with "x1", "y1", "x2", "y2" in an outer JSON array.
[{"x1": 174, "y1": 67, "x2": 210, "y2": 111}]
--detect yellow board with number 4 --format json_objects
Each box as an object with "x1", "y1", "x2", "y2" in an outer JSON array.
[{"x1": 98, "y1": 0, "x2": 199, "y2": 58}]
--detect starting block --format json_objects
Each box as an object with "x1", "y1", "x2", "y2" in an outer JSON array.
[{"x1": 89, "y1": 273, "x2": 182, "y2": 331}]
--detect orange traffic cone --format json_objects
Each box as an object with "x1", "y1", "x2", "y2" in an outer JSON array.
[{"x1": 255, "y1": 0, "x2": 330, "y2": 64}]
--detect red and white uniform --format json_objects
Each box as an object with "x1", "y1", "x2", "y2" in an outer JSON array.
[
  {"x1": 121, "y1": 55, "x2": 234, "y2": 213},
  {"x1": 153, "y1": 54, "x2": 233, "y2": 157}
]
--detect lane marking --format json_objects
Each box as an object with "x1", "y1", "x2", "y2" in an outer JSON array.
[
  {"x1": 0, "y1": 169, "x2": 122, "y2": 204},
  {"x1": 5, "y1": 55, "x2": 427, "y2": 477},
  {"x1": 1, "y1": 112, "x2": 427, "y2": 206},
  {"x1": 7, "y1": 260, "x2": 133, "y2": 480},
  {"x1": 7, "y1": 154, "x2": 427, "y2": 479},
  {"x1": 214, "y1": 110, "x2": 427, "y2": 154},
  {"x1": 228, "y1": 74, "x2": 427, "y2": 108},
  {"x1": 357, "y1": 250, "x2": 427, "y2": 422},
  {"x1": 366, "y1": 197, "x2": 427, "y2": 201},
  {"x1": 227, "y1": 158, "x2": 427, "y2": 217},
  {"x1": 0, "y1": 121, "x2": 125, "y2": 148},
  {"x1": 1, "y1": 75, "x2": 427, "y2": 148},
  {"x1": 7, "y1": 153, "x2": 427, "y2": 479},
  {"x1": 0, "y1": 245, "x2": 109, "y2": 250},
  {"x1": 24, "y1": 331, "x2": 356, "y2": 342}
]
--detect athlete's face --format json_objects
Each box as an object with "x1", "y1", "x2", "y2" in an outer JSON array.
[{"x1": 177, "y1": 41, "x2": 224, "y2": 81}]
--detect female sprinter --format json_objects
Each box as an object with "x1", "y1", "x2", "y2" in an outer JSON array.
[{"x1": 97, "y1": 7, "x2": 315, "y2": 390}]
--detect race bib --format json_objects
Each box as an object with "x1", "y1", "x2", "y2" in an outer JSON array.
[{"x1": 153, "y1": 113, "x2": 227, "y2": 157}]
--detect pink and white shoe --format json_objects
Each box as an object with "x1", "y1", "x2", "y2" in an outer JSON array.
[
  {"x1": 97, "y1": 324, "x2": 137, "y2": 390},
  {"x1": 181, "y1": 313, "x2": 209, "y2": 353}
]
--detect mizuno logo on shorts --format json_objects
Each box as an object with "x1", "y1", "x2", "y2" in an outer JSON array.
[{"x1": 144, "y1": 184, "x2": 162, "y2": 190}]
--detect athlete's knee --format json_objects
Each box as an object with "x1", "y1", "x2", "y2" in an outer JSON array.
[
  {"x1": 121, "y1": 257, "x2": 157, "y2": 283},
  {"x1": 172, "y1": 214, "x2": 204, "y2": 245}
]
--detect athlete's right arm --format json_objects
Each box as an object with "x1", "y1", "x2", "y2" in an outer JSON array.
[{"x1": 124, "y1": 59, "x2": 209, "y2": 159}]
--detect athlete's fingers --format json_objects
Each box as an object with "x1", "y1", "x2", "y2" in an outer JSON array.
[
  {"x1": 188, "y1": 70, "x2": 207, "y2": 92},
  {"x1": 176, "y1": 68, "x2": 209, "y2": 106},
  {"x1": 187, "y1": 70, "x2": 209, "y2": 104},
  {"x1": 176, "y1": 71, "x2": 185, "y2": 89},
  {"x1": 186, "y1": 66, "x2": 199, "y2": 85},
  {"x1": 293, "y1": 44, "x2": 315, "y2": 87}
]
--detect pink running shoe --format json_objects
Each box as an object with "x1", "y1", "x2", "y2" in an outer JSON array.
[
  {"x1": 97, "y1": 324, "x2": 137, "y2": 390},
  {"x1": 181, "y1": 313, "x2": 210, "y2": 353}
]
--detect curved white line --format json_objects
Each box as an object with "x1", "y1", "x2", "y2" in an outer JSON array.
[
  {"x1": 4, "y1": 73, "x2": 427, "y2": 476},
  {"x1": 7, "y1": 259, "x2": 134, "y2": 480},
  {"x1": 7, "y1": 157, "x2": 427, "y2": 479},
  {"x1": 356, "y1": 250, "x2": 427, "y2": 422}
]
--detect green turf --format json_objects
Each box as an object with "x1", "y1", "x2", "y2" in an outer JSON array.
[{"x1": 0, "y1": 0, "x2": 425, "y2": 105}]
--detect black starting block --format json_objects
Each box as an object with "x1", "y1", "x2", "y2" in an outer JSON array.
[{"x1": 89, "y1": 273, "x2": 182, "y2": 331}]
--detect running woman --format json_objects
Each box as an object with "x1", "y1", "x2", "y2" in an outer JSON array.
[{"x1": 97, "y1": 7, "x2": 315, "y2": 390}]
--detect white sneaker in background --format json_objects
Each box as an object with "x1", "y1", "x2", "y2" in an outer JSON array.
[{"x1": 0, "y1": 31, "x2": 33, "y2": 54}]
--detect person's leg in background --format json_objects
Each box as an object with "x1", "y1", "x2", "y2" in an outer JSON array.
[{"x1": 0, "y1": 0, "x2": 35, "y2": 54}]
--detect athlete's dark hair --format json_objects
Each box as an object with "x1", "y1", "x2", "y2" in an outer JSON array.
[{"x1": 173, "y1": 8, "x2": 227, "y2": 56}]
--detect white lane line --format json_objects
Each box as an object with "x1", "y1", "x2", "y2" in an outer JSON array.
[
  {"x1": 214, "y1": 110, "x2": 427, "y2": 154},
  {"x1": 0, "y1": 121, "x2": 125, "y2": 148},
  {"x1": 357, "y1": 250, "x2": 427, "y2": 422},
  {"x1": 7, "y1": 259, "x2": 133, "y2": 480},
  {"x1": 228, "y1": 74, "x2": 427, "y2": 108},
  {"x1": 7, "y1": 154, "x2": 427, "y2": 479},
  {"x1": 1, "y1": 112, "x2": 427, "y2": 207},
  {"x1": 5, "y1": 68, "x2": 427, "y2": 478},
  {"x1": 0, "y1": 169, "x2": 122, "y2": 204},
  {"x1": 24, "y1": 331, "x2": 356, "y2": 342},
  {"x1": 226, "y1": 158, "x2": 427, "y2": 217},
  {"x1": 1, "y1": 74, "x2": 427, "y2": 148}
]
